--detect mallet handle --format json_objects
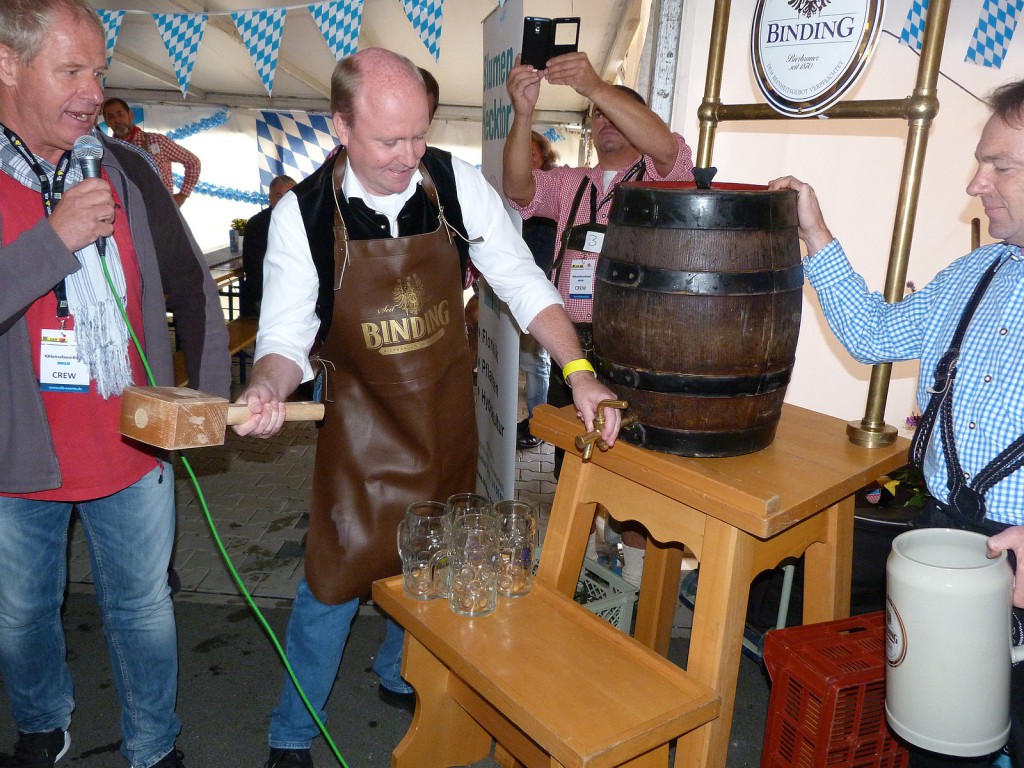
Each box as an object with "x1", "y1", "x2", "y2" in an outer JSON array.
[{"x1": 226, "y1": 401, "x2": 324, "y2": 426}]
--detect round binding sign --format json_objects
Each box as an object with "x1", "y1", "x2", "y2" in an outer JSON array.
[{"x1": 751, "y1": 0, "x2": 886, "y2": 118}]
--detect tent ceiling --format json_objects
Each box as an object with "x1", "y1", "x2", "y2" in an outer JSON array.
[{"x1": 91, "y1": 0, "x2": 644, "y2": 122}]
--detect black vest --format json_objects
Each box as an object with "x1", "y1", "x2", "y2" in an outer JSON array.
[{"x1": 292, "y1": 146, "x2": 470, "y2": 342}]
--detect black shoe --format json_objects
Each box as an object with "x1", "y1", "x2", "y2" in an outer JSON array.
[
  {"x1": 377, "y1": 683, "x2": 416, "y2": 714},
  {"x1": 9, "y1": 729, "x2": 70, "y2": 766},
  {"x1": 149, "y1": 749, "x2": 185, "y2": 768},
  {"x1": 264, "y1": 748, "x2": 313, "y2": 768},
  {"x1": 516, "y1": 418, "x2": 541, "y2": 450}
]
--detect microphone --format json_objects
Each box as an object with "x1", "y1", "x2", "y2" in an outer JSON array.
[
  {"x1": 73, "y1": 134, "x2": 103, "y2": 179},
  {"x1": 72, "y1": 134, "x2": 106, "y2": 256}
]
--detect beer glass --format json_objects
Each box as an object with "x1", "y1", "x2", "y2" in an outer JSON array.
[
  {"x1": 396, "y1": 500, "x2": 450, "y2": 600},
  {"x1": 494, "y1": 499, "x2": 539, "y2": 597},
  {"x1": 445, "y1": 492, "x2": 492, "y2": 524},
  {"x1": 447, "y1": 512, "x2": 500, "y2": 617}
]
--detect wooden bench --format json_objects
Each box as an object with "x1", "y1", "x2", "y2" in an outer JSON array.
[
  {"x1": 372, "y1": 576, "x2": 720, "y2": 768},
  {"x1": 173, "y1": 315, "x2": 259, "y2": 387}
]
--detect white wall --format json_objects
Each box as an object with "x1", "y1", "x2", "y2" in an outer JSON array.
[{"x1": 672, "y1": 0, "x2": 1011, "y2": 436}]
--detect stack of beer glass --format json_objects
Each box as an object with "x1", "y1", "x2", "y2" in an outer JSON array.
[{"x1": 397, "y1": 493, "x2": 540, "y2": 617}]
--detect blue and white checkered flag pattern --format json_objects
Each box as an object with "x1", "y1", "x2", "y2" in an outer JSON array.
[
  {"x1": 965, "y1": 0, "x2": 1024, "y2": 68},
  {"x1": 403, "y1": 0, "x2": 444, "y2": 62},
  {"x1": 233, "y1": 8, "x2": 287, "y2": 96},
  {"x1": 97, "y1": 9, "x2": 124, "y2": 68},
  {"x1": 309, "y1": 0, "x2": 364, "y2": 60},
  {"x1": 900, "y1": 0, "x2": 928, "y2": 52},
  {"x1": 256, "y1": 112, "x2": 337, "y2": 193},
  {"x1": 153, "y1": 13, "x2": 207, "y2": 96}
]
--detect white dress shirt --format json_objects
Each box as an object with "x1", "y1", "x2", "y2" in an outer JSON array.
[{"x1": 256, "y1": 154, "x2": 563, "y2": 381}]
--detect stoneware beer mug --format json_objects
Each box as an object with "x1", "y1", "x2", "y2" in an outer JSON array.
[
  {"x1": 494, "y1": 499, "x2": 539, "y2": 597},
  {"x1": 885, "y1": 527, "x2": 1024, "y2": 757},
  {"x1": 396, "y1": 500, "x2": 451, "y2": 600},
  {"x1": 447, "y1": 512, "x2": 500, "y2": 617}
]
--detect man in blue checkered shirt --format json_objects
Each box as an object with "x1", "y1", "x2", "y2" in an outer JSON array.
[{"x1": 771, "y1": 79, "x2": 1024, "y2": 768}]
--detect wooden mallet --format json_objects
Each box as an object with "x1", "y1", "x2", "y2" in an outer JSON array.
[{"x1": 120, "y1": 386, "x2": 324, "y2": 450}]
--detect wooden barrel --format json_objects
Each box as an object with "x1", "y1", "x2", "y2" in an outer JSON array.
[{"x1": 593, "y1": 182, "x2": 801, "y2": 457}]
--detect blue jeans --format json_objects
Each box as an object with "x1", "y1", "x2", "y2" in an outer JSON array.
[
  {"x1": 268, "y1": 578, "x2": 408, "y2": 750},
  {"x1": 0, "y1": 463, "x2": 179, "y2": 768},
  {"x1": 519, "y1": 334, "x2": 550, "y2": 418}
]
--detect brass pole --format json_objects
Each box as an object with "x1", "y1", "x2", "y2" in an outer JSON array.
[
  {"x1": 848, "y1": 0, "x2": 950, "y2": 447},
  {"x1": 695, "y1": 0, "x2": 731, "y2": 168},
  {"x1": 694, "y1": 0, "x2": 953, "y2": 448}
]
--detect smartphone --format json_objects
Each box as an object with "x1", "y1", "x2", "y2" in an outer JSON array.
[{"x1": 521, "y1": 16, "x2": 580, "y2": 69}]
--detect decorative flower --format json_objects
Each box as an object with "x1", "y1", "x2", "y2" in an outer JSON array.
[{"x1": 231, "y1": 218, "x2": 248, "y2": 232}]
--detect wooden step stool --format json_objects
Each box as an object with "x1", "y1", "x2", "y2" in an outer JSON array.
[{"x1": 372, "y1": 576, "x2": 720, "y2": 768}]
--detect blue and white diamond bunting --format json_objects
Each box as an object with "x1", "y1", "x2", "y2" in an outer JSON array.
[
  {"x1": 232, "y1": 8, "x2": 287, "y2": 96},
  {"x1": 965, "y1": 0, "x2": 1024, "y2": 69},
  {"x1": 153, "y1": 13, "x2": 207, "y2": 97},
  {"x1": 97, "y1": 9, "x2": 125, "y2": 69},
  {"x1": 899, "y1": 0, "x2": 929, "y2": 52},
  {"x1": 402, "y1": 0, "x2": 444, "y2": 62},
  {"x1": 309, "y1": 0, "x2": 364, "y2": 60}
]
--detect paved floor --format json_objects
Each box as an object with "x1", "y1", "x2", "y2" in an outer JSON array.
[{"x1": 40, "y1": 381, "x2": 774, "y2": 768}]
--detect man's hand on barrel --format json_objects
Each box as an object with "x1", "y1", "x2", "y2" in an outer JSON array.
[
  {"x1": 767, "y1": 175, "x2": 834, "y2": 256},
  {"x1": 570, "y1": 374, "x2": 621, "y2": 448},
  {"x1": 231, "y1": 353, "x2": 304, "y2": 439}
]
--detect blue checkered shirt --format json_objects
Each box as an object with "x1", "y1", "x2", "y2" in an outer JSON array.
[{"x1": 804, "y1": 239, "x2": 1024, "y2": 526}]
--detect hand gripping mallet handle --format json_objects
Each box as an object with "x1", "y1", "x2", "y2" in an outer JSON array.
[
  {"x1": 224, "y1": 401, "x2": 324, "y2": 426},
  {"x1": 119, "y1": 386, "x2": 324, "y2": 450}
]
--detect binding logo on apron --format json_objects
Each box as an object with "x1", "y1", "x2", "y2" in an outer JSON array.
[{"x1": 360, "y1": 274, "x2": 452, "y2": 355}]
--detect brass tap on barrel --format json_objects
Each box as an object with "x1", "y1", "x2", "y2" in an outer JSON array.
[{"x1": 575, "y1": 400, "x2": 634, "y2": 461}]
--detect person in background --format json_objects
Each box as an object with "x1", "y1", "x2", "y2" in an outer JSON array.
[
  {"x1": 0, "y1": 2, "x2": 230, "y2": 767},
  {"x1": 516, "y1": 130, "x2": 558, "y2": 450},
  {"x1": 241, "y1": 174, "x2": 297, "y2": 318},
  {"x1": 503, "y1": 50, "x2": 694, "y2": 587},
  {"x1": 233, "y1": 47, "x2": 621, "y2": 768},
  {"x1": 101, "y1": 97, "x2": 201, "y2": 207},
  {"x1": 769, "y1": 78, "x2": 1024, "y2": 768},
  {"x1": 418, "y1": 67, "x2": 439, "y2": 122}
]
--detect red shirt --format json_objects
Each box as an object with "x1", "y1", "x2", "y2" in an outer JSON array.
[
  {"x1": 122, "y1": 125, "x2": 201, "y2": 198},
  {"x1": 0, "y1": 172, "x2": 156, "y2": 501}
]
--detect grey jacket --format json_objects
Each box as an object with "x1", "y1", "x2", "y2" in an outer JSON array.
[{"x1": 0, "y1": 136, "x2": 230, "y2": 494}]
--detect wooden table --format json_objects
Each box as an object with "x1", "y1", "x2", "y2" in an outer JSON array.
[
  {"x1": 530, "y1": 403, "x2": 910, "y2": 768},
  {"x1": 373, "y1": 577, "x2": 720, "y2": 768},
  {"x1": 208, "y1": 254, "x2": 243, "y2": 320}
]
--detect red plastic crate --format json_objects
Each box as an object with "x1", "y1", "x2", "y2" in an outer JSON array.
[{"x1": 761, "y1": 612, "x2": 908, "y2": 768}]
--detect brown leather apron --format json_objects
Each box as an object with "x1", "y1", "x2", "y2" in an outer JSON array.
[{"x1": 305, "y1": 153, "x2": 477, "y2": 605}]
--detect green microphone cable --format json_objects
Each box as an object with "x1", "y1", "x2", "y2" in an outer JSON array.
[{"x1": 99, "y1": 252, "x2": 351, "y2": 768}]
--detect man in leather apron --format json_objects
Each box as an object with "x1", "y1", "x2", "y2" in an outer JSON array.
[
  {"x1": 503, "y1": 51, "x2": 695, "y2": 587},
  {"x1": 233, "y1": 48, "x2": 621, "y2": 768},
  {"x1": 769, "y1": 79, "x2": 1024, "y2": 768}
]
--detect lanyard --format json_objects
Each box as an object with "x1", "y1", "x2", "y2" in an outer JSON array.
[
  {"x1": 2, "y1": 124, "x2": 74, "y2": 319},
  {"x1": 549, "y1": 157, "x2": 647, "y2": 285},
  {"x1": 585, "y1": 156, "x2": 645, "y2": 223}
]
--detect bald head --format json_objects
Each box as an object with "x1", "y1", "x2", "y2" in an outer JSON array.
[{"x1": 330, "y1": 47, "x2": 428, "y2": 129}]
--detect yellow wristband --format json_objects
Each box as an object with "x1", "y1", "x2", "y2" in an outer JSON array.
[{"x1": 562, "y1": 358, "x2": 596, "y2": 385}]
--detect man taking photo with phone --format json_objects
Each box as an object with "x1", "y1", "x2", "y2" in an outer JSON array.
[{"x1": 503, "y1": 49, "x2": 694, "y2": 587}]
